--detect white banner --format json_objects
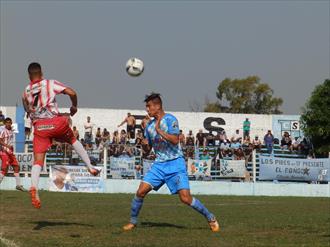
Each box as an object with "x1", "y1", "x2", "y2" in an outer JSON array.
[
  {"x1": 4, "y1": 153, "x2": 48, "y2": 174},
  {"x1": 142, "y1": 159, "x2": 154, "y2": 176},
  {"x1": 110, "y1": 156, "x2": 136, "y2": 179},
  {"x1": 49, "y1": 165, "x2": 104, "y2": 192},
  {"x1": 219, "y1": 159, "x2": 246, "y2": 178},
  {"x1": 259, "y1": 156, "x2": 330, "y2": 182},
  {"x1": 187, "y1": 158, "x2": 211, "y2": 177}
]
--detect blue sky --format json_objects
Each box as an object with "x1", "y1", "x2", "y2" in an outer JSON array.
[{"x1": 1, "y1": 1, "x2": 329, "y2": 114}]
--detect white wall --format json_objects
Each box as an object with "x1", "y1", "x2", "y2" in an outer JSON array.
[{"x1": 1, "y1": 177, "x2": 329, "y2": 197}]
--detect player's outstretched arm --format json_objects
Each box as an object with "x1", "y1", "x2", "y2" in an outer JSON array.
[{"x1": 63, "y1": 87, "x2": 78, "y2": 116}]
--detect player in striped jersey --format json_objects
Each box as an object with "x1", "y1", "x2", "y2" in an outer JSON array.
[
  {"x1": 22, "y1": 62, "x2": 100, "y2": 209},
  {"x1": 0, "y1": 118, "x2": 26, "y2": 192}
]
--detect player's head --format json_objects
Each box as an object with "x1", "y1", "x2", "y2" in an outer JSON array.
[
  {"x1": 144, "y1": 92, "x2": 163, "y2": 117},
  {"x1": 4, "y1": 118, "x2": 12, "y2": 130},
  {"x1": 28, "y1": 62, "x2": 43, "y2": 81}
]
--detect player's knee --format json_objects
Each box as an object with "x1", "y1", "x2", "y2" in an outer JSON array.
[
  {"x1": 179, "y1": 194, "x2": 192, "y2": 205},
  {"x1": 136, "y1": 190, "x2": 147, "y2": 198}
]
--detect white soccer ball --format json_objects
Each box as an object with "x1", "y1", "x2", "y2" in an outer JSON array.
[{"x1": 126, "y1": 57, "x2": 144, "y2": 77}]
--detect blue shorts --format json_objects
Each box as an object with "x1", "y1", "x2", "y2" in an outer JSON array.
[{"x1": 143, "y1": 157, "x2": 190, "y2": 194}]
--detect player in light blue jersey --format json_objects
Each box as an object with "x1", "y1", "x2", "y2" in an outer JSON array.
[{"x1": 123, "y1": 93, "x2": 219, "y2": 232}]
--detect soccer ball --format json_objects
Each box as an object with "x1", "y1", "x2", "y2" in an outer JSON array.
[{"x1": 126, "y1": 57, "x2": 144, "y2": 77}]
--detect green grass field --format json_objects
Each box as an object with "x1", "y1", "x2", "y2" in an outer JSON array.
[{"x1": 0, "y1": 191, "x2": 329, "y2": 247}]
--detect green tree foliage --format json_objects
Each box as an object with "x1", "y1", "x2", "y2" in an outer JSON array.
[
  {"x1": 204, "y1": 76, "x2": 283, "y2": 114},
  {"x1": 301, "y1": 79, "x2": 330, "y2": 155}
]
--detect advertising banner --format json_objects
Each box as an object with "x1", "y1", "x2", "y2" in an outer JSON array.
[
  {"x1": 219, "y1": 159, "x2": 246, "y2": 178},
  {"x1": 188, "y1": 158, "x2": 211, "y2": 177},
  {"x1": 259, "y1": 155, "x2": 330, "y2": 181},
  {"x1": 49, "y1": 165, "x2": 104, "y2": 192},
  {"x1": 109, "y1": 156, "x2": 136, "y2": 179}
]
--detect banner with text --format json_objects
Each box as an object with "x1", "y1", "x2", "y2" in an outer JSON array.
[
  {"x1": 219, "y1": 159, "x2": 246, "y2": 178},
  {"x1": 259, "y1": 156, "x2": 330, "y2": 182},
  {"x1": 109, "y1": 157, "x2": 136, "y2": 179},
  {"x1": 188, "y1": 159, "x2": 211, "y2": 177},
  {"x1": 4, "y1": 153, "x2": 48, "y2": 174},
  {"x1": 49, "y1": 165, "x2": 104, "y2": 192}
]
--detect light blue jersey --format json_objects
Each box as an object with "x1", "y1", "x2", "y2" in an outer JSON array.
[{"x1": 145, "y1": 113, "x2": 183, "y2": 163}]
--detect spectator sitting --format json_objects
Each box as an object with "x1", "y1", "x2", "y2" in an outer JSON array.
[
  {"x1": 112, "y1": 130, "x2": 120, "y2": 144},
  {"x1": 141, "y1": 115, "x2": 151, "y2": 133},
  {"x1": 242, "y1": 136, "x2": 251, "y2": 148},
  {"x1": 95, "y1": 127, "x2": 102, "y2": 148},
  {"x1": 280, "y1": 132, "x2": 292, "y2": 150},
  {"x1": 231, "y1": 129, "x2": 241, "y2": 143},
  {"x1": 119, "y1": 129, "x2": 128, "y2": 144},
  {"x1": 252, "y1": 136, "x2": 262, "y2": 150},
  {"x1": 230, "y1": 139, "x2": 241, "y2": 151},
  {"x1": 200, "y1": 150, "x2": 210, "y2": 160},
  {"x1": 135, "y1": 129, "x2": 143, "y2": 145},
  {"x1": 185, "y1": 130, "x2": 195, "y2": 146},
  {"x1": 290, "y1": 136, "x2": 301, "y2": 152}
]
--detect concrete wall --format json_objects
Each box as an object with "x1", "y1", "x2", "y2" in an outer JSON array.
[{"x1": 1, "y1": 177, "x2": 329, "y2": 197}]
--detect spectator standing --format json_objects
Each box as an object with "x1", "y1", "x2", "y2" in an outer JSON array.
[
  {"x1": 118, "y1": 112, "x2": 136, "y2": 139},
  {"x1": 196, "y1": 129, "x2": 205, "y2": 148},
  {"x1": 179, "y1": 130, "x2": 186, "y2": 147},
  {"x1": 141, "y1": 115, "x2": 151, "y2": 132},
  {"x1": 119, "y1": 129, "x2": 128, "y2": 144},
  {"x1": 72, "y1": 126, "x2": 80, "y2": 140},
  {"x1": 25, "y1": 114, "x2": 32, "y2": 140},
  {"x1": 84, "y1": 116, "x2": 94, "y2": 144},
  {"x1": 112, "y1": 130, "x2": 120, "y2": 144},
  {"x1": 185, "y1": 130, "x2": 195, "y2": 146},
  {"x1": 243, "y1": 118, "x2": 251, "y2": 139},
  {"x1": 264, "y1": 130, "x2": 274, "y2": 154},
  {"x1": 205, "y1": 131, "x2": 215, "y2": 146},
  {"x1": 0, "y1": 110, "x2": 5, "y2": 126}
]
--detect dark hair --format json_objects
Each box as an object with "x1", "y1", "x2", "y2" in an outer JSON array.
[
  {"x1": 4, "y1": 117, "x2": 12, "y2": 122},
  {"x1": 144, "y1": 92, "x2": 162, "y2": 105},
  {"x1": 28, "y1": 62, "x2": 42, "y2": 74}
]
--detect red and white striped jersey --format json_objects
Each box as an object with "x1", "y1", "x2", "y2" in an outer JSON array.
[
  {"x1": 0, "y1": 127, "x2": 14, "y2": 153},
  {"x1": 23, "y1": 79, "x2": 67, "y2": 121}
]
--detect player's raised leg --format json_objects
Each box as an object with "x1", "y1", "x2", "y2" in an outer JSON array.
[
  {"x1": 178, "y1": 189, "x2": 220, "y2": 232},
  {"x1": 123, "y1": 181, "x2": 152, "y2": 231}
]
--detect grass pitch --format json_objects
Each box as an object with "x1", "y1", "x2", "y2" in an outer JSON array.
[{"x1": 0, "y1": 191, "x2": 329, "y2": 247}]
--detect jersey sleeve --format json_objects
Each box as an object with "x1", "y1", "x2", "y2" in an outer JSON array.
[
  {"x1": 166, "y1": 115, "x2": 180, "y2": 135},
  {"x1": 52, "y1": 80, "x2": 67, "y2": 94}
]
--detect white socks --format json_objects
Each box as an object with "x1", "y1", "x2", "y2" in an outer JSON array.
[
  {"x1": 14, "y1": 173, "x2": 21, "y2": 186},
  {"x1": 31, "y1": 165, "x2": 42, "y2": 189},
  {"x1": 72, "y1": 140, "x2": 93, "y2": 170}
]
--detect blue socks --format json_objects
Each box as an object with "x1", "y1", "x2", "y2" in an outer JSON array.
[
  {"x1": 130, "y1": 196, "x2": 144, "y2": 225},
  {"x1": 190, "y1": 197, "x2": 214, "y2": 221}
]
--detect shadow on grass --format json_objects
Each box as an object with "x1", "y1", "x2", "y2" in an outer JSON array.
[
  {"x1": 32, "y1": 221, "x2": 94, "y2": 230},
  {"x1": 141, "y1": 221, "x2": 186, "y2": 229}
]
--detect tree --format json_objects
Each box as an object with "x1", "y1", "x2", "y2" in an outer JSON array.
[
  {"x1": 300, "y1": 79, "x2": 330, "y2": 155},
  {"x1": 203, "y1": 76, "x2": 283, "y2": 114}
]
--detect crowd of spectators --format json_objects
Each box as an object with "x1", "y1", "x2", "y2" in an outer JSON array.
[{"x1": 22, "y1": 114, "x2": 314, "y2": 161}]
